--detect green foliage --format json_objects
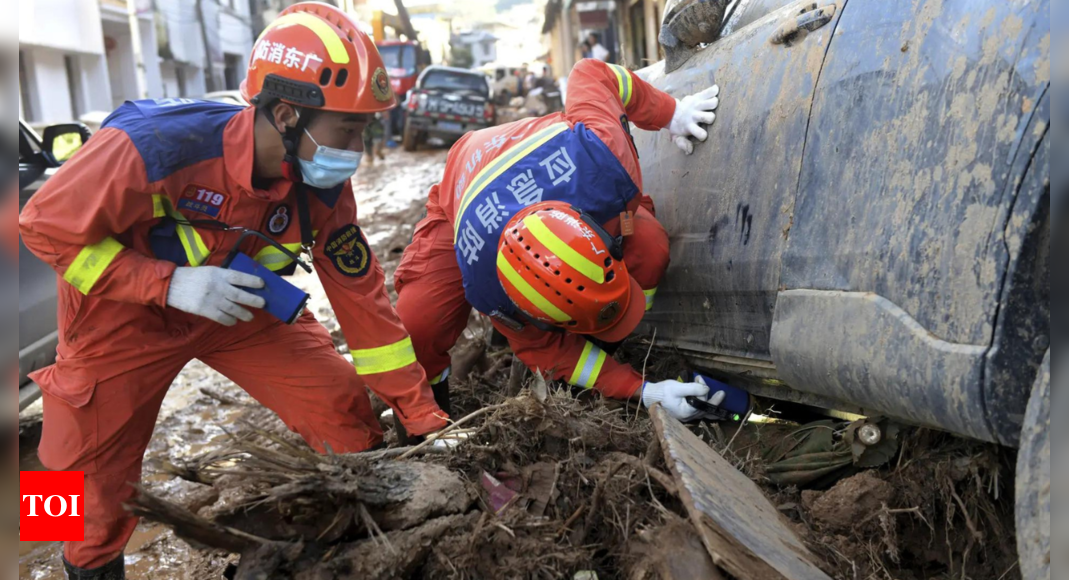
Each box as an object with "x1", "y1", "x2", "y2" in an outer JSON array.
[{"x1": 449, "y1": 45, "x2": 474, "y2": 69}]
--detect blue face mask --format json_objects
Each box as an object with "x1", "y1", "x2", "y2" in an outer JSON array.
[{"x1": 298, "y1": 128, "x2": 363, "y2": 189}]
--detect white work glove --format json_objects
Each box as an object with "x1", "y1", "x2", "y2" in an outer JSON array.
[
  {"x1": 642, "y1": 375, "x2": 727, "y2": 422},
  {"x1": 166, "y1": 267, "x2": 266, "y2": 326},
  {"x1": 668, "y1": 85, "x2": 720, "y2": 155}
]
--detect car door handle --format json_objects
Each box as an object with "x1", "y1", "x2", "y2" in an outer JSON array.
[{"x1": 770, "y1": 3, "x2": 837, "y2": 46}]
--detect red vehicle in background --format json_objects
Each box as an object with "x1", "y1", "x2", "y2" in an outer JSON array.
[{"x1": 376, "y1": 40, "x2": 432, "y2": 137}]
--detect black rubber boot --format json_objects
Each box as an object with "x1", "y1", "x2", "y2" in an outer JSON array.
[
  {"x1": 431, "y1": 378, "x2": 453, "y2": 416},
  {"x1": 393, "y1": 412, "x2": 423, "y2": 446},
  {"x1": 64, "y1": 555, "x2": 125, "y2": 580},
  {"x1": 394, "y1": 379, "x2": 453, "y2": 446}
]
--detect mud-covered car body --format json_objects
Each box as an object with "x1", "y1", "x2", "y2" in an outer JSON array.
[{"x1": 634, "y1": 0, "x2": 1050, "y2": 448}]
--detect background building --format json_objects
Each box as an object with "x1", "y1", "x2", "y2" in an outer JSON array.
[
  {"x1": 451, "y1": 29, "x2": 498, "y2": 69},
  {"x1": 542, "y1": 0, "x2": 664, "y2": 75},
  {"x1": 19, "y1": 0, "x2": 255, "y2": 129}
]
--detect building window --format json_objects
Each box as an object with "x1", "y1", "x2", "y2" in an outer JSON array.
[
  {"x1": 224, "y1": 54, "x2": 242, "y2": 91},
  {"x1": 176, "y1": 66, "x2": 187, "y2": 98},
  {"x1": 65, "y1": 55, "x2": 85, "y2": 120},
  {"x1": 19, "y1": 50, "x2": 34, "y2": 122}
]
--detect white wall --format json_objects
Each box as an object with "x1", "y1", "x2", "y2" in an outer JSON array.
[
  {"x1": 82, "y1": 55, "x2": 114, "y2": 113},
  {"x1": 220, "y1": 11, "x2": 253, "y2": 60},
  {"x1": 24, "y1": 49, "x2": 74, "y2": 125},
  {"x1": 161, "y1": 61, "x2": 207, "y2": 99},
  {"x1": 19, "y1": 0, "x2": 106, "y2": 55},
  {"x1": 159, "y1": 0, "x2": 207, "y2": 66}
]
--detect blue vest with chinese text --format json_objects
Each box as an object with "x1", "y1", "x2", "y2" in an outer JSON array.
[{"x1": 454, "y1": 122, "x2": 639, "y2": 320}]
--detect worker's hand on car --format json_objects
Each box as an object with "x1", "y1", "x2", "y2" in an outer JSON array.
[
  {"x1": 642, "y1": 376, "x2": 727, "y2": 422},
  {"x1": 166, "y1": 266, "x2": 266, "y2": 326},
  {"x1": 669, "y1": 85, "x2": 720, "y2": 155}
]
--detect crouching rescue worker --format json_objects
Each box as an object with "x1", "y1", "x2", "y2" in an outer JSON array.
[
  {"x1": 18, "y1": 4, "x2": 447, "y2": 578},
  {"x1": 395, "y1": 58, "x2": 726, "y2": 433}
]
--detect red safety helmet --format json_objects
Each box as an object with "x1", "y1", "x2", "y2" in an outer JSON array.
[
  {"x1": 497, "y1": 202, "x2": 644, "y2": 342},
  {"x1": 241, "y1": 2, "x2": 396, "y2": 114}
]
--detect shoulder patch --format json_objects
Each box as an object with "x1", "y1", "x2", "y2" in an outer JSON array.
[
  {"x1": 325, "y1": 225, "x2": 371, "y2": 277},
  {"x1": 266, "y1": 204, "x2": 291, "y2": 236}
]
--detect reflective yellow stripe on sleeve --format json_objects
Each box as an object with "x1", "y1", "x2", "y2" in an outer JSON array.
[
  {"x1": 351, "y1": 337, "x2": 418, "y2": 375},
  {"x1": 569, "y1": 341, "x2": 608, "y2": 389},
  {"x1": 609, "y1": 64, "x2": 634, "y2": 108},
  {"x1": 252, "y1": 233, "x2": 316, "y2": 272},
  {"x1": 63, "y1": 237, "x2": 124, "y2": 295},
  {"x1": 644, "y1": 287, "x2": 658, "y2": 311}
]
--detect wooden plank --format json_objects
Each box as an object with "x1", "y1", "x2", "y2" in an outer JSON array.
[{"x1": 651, "y1": 406, "x2": 832, "y2": 580}]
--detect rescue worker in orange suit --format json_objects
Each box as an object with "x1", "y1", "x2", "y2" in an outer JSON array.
[
  {"x1": 395, "y1": 58, "x2": 726, "y2": 433},
  {"x1": 18, "y1": 5, "x2": 447, "y2": 578}
]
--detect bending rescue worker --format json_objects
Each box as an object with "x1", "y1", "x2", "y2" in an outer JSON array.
[
  {"x1": 395, "y1": 58, "x2": 726, "y2": 435},
  {"x1": 18, "y1": 4, "x2": 447, "y2": 578}
]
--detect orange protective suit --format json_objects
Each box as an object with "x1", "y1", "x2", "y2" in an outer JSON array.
[
  {"x1": 396, "y1": 60, "x2": 676, "y2": 400},
  {"x1": 18, "y1": 101, "x2": 447, "y2": 568}
]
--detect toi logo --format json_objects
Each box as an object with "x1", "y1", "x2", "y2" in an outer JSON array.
[{"x1": 20, "y1": 471, "x2": 85, "y2": 542}]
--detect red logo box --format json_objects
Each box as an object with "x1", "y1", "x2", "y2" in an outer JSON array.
[{"x1": 20, "y1": 471, "x2": 85, "y2": 542}]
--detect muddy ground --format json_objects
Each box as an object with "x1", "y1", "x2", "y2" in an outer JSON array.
[{"x1": 19, "y1": 146, "x2": 1021, "y2": 580}]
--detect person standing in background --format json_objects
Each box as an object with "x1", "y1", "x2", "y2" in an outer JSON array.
[
  {"x1": 587, "y1": 33, "x2": 611, "y2": 62},
  {"x1": 579, "y1": 40, "x2": 593, "y2": 60}
]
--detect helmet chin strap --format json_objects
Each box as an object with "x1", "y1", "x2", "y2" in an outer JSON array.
[
  {"x1": 277, "y1": 107, "x2": 312, "y2": 184},
  {"x1": 264, "y1": 105, "x2": 318, "y2": 265}
]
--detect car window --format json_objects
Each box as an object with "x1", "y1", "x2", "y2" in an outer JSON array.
[{"x1": 422, "y1": 70, "x2": 489, "y2": 95}]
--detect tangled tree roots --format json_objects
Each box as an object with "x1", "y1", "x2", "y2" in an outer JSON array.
[{"x1": 131, "y1": 388, "x2": 685, "y2": 580}]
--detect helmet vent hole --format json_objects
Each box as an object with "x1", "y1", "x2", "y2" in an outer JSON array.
[
  {"x1": 565, "y1": 278, "x2": 572, "y2": 285},
  {"x1": 525, "y1": 246, "x2": 531, "y2": 251},
  {"x1": 319, "y1": 68, "x2": 333, "y2": 86},
  {"x1": 605, "y1": 271, "x2": 616, "y2": 282},
  {"x1": 543, "y1": 262, "x2": 550, "y2": 268},
  {"x1": 554, "y1": 270, "x2": 560, "y2": 276},
  {"x1": 577, "y1": 286, "x2": 585, "y2": 292},
  {"x1": 567, "y1": 300, "x2": 574, "y2": 305},
  {"x1": 335, "y1": 68, "x2": 349, "y2": 87},
  {"x1": 604, "y1": 257, "x2": 613, "y2": 267},
  {"x1": 534, "y1": 253, "x2": 540, "y2": 259},
  {"x1": 568, "y1": 321, "x2": 578, "y2": 327}
]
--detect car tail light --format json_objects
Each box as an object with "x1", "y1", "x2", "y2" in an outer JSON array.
[
  {"x1": 407, "y1": 95, "x2": 419, "y2": 112},
  {"x1": 484, "y1": 103, "x2": 495, "y2": 121}
]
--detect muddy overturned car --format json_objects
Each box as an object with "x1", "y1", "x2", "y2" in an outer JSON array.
[{"x1": 635, "y1": 0, "x2": 1049, "y2": 576}]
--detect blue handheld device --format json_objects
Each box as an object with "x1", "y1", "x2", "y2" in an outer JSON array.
[
  {"x1": 227, "y1": 252, "x2": 310, "y2": 324},
  {"x1": 686, "y1": 372, "x2": 753, "y2": 423}
]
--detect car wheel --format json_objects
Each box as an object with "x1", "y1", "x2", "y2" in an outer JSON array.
[
  {"x1": 1016, "y1": 349, "x2": 1050, "y2": 580},
  {"x1": 402, "y1": 120, "x2": 420, "y2": 153}
]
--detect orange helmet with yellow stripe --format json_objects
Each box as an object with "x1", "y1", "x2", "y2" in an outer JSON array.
[
  {"x1": 497, "y1": 202, "x2": 645, "y2": 343},
  {"x1": 241, "y1": 2, "x2": 395, "y2": 113}
]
